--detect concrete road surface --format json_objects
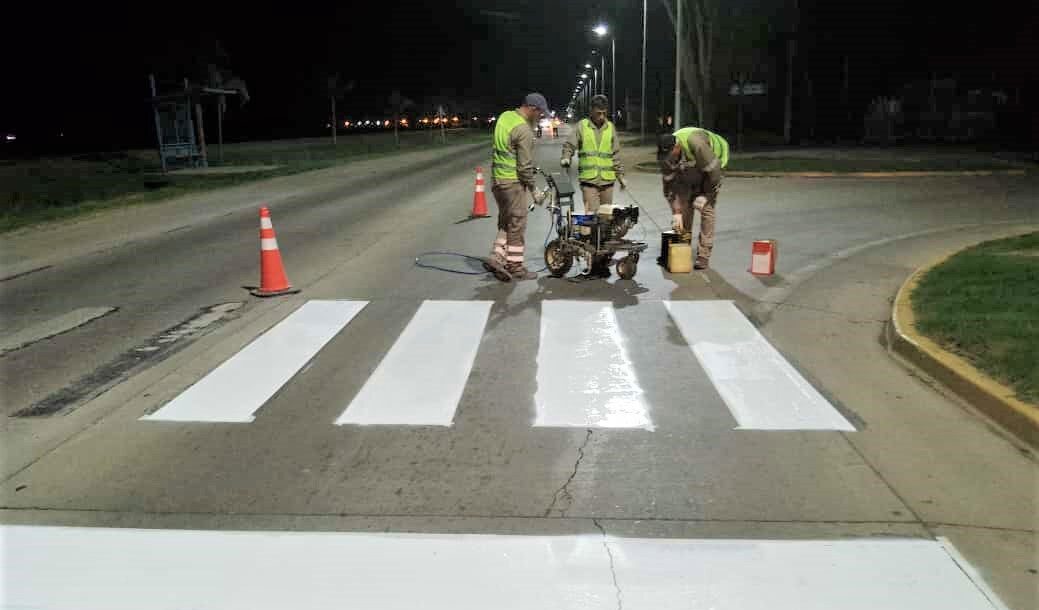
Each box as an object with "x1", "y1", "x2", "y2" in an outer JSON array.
[{"x1": 1, "y1": 126, "x2": 1037, "y2": 609}]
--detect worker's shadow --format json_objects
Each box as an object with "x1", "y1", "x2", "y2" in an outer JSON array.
[
  {"x1": 471, "y1": 274, "x2": 549, "y2": 334},
  {"x1": 472, "y1": 270, "x2": 652, "y2": 335}
]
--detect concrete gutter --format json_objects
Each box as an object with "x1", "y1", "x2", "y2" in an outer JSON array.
[{"x1": 888, "y1": 247, "x2": 1039, "y2": 448}]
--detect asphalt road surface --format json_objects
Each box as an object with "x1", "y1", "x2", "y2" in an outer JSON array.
[{"x1": 2, "y1": 127, "x2": 1037, "y2": 609}]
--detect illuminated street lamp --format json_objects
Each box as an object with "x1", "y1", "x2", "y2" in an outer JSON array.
[{"x1": 592, "y1": 23, "x2": 615, "y2": 118}]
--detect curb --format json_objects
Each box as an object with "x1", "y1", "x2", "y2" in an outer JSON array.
[{"x1": 889, "y1": 248, "x2": 1039, "y2": 447}]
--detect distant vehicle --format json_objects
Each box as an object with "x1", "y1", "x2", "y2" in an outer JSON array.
[{"x1": 537, "y1": 117, "x2": 551, "y2": 138}]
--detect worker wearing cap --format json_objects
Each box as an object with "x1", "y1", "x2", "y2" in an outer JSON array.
[
  {"x1": 484, "y1": 93, "x2": 549, "y2": 282},
  {"x1": 657, "y1": 126, "x2": 729, "y2": 270},
  {"x1": 561, "y1": 94, "x2": 625, "y2": 277}
]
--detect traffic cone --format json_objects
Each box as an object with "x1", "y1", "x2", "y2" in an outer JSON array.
[
  {"x1": 250, "y1": 206, "x2": 300, "y2": 297},
  {"x1": 470, "y1": 167, "x2": 490, "y2": 218}
]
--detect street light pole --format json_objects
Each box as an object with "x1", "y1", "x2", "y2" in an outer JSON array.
[
  {"x1": 641, "y1": 0, "x2": 647, "y2": 142},
  {"x1": 674, "y1": 0, "x2": 682, "y2": 128},
  {"x1": 611, "y1": 37, "x2": 616, "y2": 121}
]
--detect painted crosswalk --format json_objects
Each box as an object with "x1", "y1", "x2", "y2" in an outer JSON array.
[
  {"x1": 2, "y1": 525, "x2": 1006, "y2": 609},
  {"x1": 142, "y1": 299, "x2": 856, "y2": 431}
]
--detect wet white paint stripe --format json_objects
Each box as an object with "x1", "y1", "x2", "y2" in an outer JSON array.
[
  {"x1": 535, "y1": 301, "x2": 652, "y2": 429},
  {"x1": 1, "y1": 526, "x2": 1004, "y2": 610},
  {"x1": 336, "y1": 300, "x2": 491, "y2": 426},
  {"x1": 143, "y1": 300, "x2": 367, "y2": 423},
  {"x1": 0, "y1": 307, "x2": 116, "y2": 354},
  {"x1": 665, "y1": 300, "x2": 854, "y2": 430},
  {"x1": 614, "y1": 537, "x2": 1003, "y2": 609}
]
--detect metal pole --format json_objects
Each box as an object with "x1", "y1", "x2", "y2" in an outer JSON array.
[
  {"x1": 217, "y1": 95, "x2": 224, "y2": 164},
  {"x1": 601, "y1": 56, "x2": 606, "y2": 95},
  {"x1": 674, "y1": 0, "x2": 682, "y2": 128},
  {"x1": 194, "y1": 102, "x2": 208, "y2": 167},
  {"x1": 331, "y1": 96, "x2": 337, "y2": 145},
  {"x1": 611, "y1": 37, "x2": 616, "y2": 121},
  {"x1": 149, "y1": 74, "x2": 167, "y2": 173},
  {"x1": 641, "y1": 0, "x2": 647, "y2": 142}
]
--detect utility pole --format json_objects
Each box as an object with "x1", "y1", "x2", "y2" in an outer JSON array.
[
  {"x1": 641, "y1": 0, "x2": 647, "y2": 142},
  {"x1": 784, "y1": 37, "x2": 794, "y2": 144},
  {"x1": 674, "y1": 0, "x2": 682, "y2": 128},
  {"x1": 331, "y1": 96, "x2": 337, "y2": 145},
  {"x1": 783, "y1": 0, "x2": 798, "y2": 144},
  {"x1": 149, "y1": 75, "x2": 167, "y2": 173}
]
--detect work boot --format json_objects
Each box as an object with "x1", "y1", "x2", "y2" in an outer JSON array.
[
  {"x1": 694, "y1": 257, "x2": 709, "y2": 270},
  {"x1": 506, "y1": 263, "x2": 537, "y2": 281},
  {"x1": 484, "y1": 257, "x2": 512, "y2": 282}
]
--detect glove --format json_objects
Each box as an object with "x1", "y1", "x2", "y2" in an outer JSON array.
[
  {"x1": 616, "y1": 175, "x2": 627, "y2": 190},
  {"x1": 693, "y1": 195, "x2": 708, "y2": 212},
  {"x1": 528, "y1": 187, "x2": 549, "y2": 211},
  {"x1": 560, "y1": 157, "x2": 571, "y2": 168}
]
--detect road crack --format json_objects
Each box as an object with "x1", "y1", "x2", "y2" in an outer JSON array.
[
  {"x1": 594, "y1": 518, "x2": 624, "y2": 610},
  {"x1": 543, "y1": 429, "x2": 593, "y2": 518}
]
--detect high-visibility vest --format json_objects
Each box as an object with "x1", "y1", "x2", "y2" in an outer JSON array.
[
  {"x1": 578, "y1": 118, "x2": 617, "y2": 182},
  {"x1": 673, "y1": 127, "x2": 729, "y2": 169},
  {"x1": 492, "y1": 110, "x2": 528, "y2": 181}
]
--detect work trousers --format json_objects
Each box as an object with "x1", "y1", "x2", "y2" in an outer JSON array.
[{"x1": 490, "y1": 182, "x2": 530, "y2": 266}]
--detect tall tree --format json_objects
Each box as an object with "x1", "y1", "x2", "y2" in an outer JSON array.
[
  {"x1": 662, "y1": 0, "x2": 720, "y2": 127},
  {"x1": 326, "y1": 75, "x2": 355, "y2": 145},
  {"x1": 387, "y1": 90, "x2": 415, "y2": 147}
]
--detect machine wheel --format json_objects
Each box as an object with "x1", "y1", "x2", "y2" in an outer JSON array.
[
  {"x1": 617, "y1": 255, "x2": 638, "y2": 280},
  {"x1": 545, "y1": 239, "x2": 573, "y2": 278}
]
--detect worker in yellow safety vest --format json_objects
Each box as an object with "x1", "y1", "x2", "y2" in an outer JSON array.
[
  {"x1": 561, "y1": 94, "x2": 626, "y2": 277},
  {"x1": 657, "y1": 126, "x2": 729, "y2": 270},
  {"x1": 484, "y1": 92, "x2": 549, "y2": 282}
]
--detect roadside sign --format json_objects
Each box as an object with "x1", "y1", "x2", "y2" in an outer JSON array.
[{"x1": 730, "y1": 83, "x2": 766, "y2": 96}]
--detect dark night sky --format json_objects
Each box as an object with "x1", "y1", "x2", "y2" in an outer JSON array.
[{"x1": 3, "y1": 0, "x2": 1035, "y2": 152}]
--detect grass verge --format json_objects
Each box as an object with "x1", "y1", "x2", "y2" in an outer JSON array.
[
  {"x1": 634, "y1": 157, "x2": 1027, "y2": 174},
  {"x1": 1, "y1": 130, "x2": 485, "y2": 233},
  {"x1": 911, "y1": 232, "x2": 1039, "y2": 403}
]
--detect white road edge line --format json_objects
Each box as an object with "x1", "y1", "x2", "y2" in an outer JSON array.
[{"x1": 0, "y1": 307, "x2": 117, "y2": 354}]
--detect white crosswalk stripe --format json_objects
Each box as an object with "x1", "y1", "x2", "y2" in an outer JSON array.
[
  {"x1": 665, "y1": 300, "x2": 855, "y2": 430},
  {"x1": 534, "y1": 301, "x2": 653, "y2": 429},
  {"x1": 141, "y1": 299, "x2": 855, "y2": 430},
  {"x1": 142, "y1": 300, "x2": 368, "y2": 423},
  {"x1": 336, "y1": 300, "x2": 491, "y2": 426}
]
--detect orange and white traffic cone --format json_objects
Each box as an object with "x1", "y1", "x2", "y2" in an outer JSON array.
[
  {"x1": 470, "y1": 167, "x2": 490, "y2": 218},
  {"x1": 250, "y1": 206, "x2": 300, "y2": 297}
]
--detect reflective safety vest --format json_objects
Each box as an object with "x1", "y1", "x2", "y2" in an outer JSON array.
[
  {"x1": 673, "y1": 127, "x2": 729, "y2": 169},
  {"x1": 578, "y1": 118, "x2": 617, "y2": 182},
  {"x1": 492, "y1": 110, "x2": 528, "y2": 181}
]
